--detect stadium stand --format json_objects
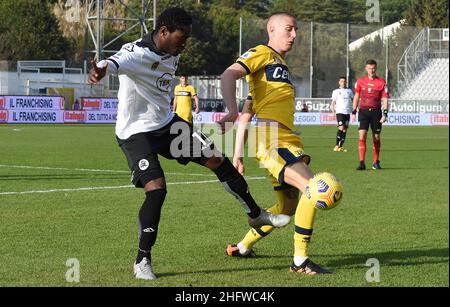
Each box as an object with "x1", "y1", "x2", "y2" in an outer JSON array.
[
  {"x1": 397, "y1": 28, "x2": 449, "y2": 100},
  {"x1": 399, "y1": 57, "x2": 449, "y2": 100}
]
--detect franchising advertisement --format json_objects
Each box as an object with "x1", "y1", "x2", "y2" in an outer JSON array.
[
  {"x1": 85, "y1": 110, "x2": 117, "y2": 123},
  {"x1": 81, "y1": 97, "x2": 119, "y2": 110},
  {"x1": 211, "y1": 112, "x2": 448, "y2": 126},
  {"x1": 0, "y1": 109, "x2": 8, "y2": 122},
  {"x1": 0, "y1": 96, "x2": 448, "y2": 126},
  {"x1": 64, "y1": 111, "x2": 87, "y2": 123},
  {"x1": 4, "y1": 96, "x2": 64, "y2": 110},
  {"x1": 8, "y1": 110, "x2": 64, "y2": 123}
]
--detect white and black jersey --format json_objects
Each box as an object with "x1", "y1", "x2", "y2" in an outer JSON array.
[
  {"x1": 98, "y1": 34, "x2": 179, "y2": 140},
  {"x1": 331, "y1": 87, "x2": 354, "y2": 115}
]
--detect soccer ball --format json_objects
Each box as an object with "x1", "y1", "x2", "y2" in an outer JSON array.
[{"x1": 305, "y1": 172, "x2": 343, "y2": 210}]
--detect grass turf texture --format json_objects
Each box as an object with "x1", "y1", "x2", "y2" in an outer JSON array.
[{"x1": 0, "y1": 124, "x2": 448, "y2": 287}]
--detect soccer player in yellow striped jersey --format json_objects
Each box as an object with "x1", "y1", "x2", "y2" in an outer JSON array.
[
  {"x1": 173, "y1": 74, "x2": 199, "y2": 123},
  {"x1": 220, "y1": 12, "x2": 343, "y2": 275}
]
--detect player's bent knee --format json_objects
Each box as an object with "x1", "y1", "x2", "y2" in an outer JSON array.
[
  {"x1": 144, "y1": 177, "x2": 166, "y2": 192},
  {"x1": 204, "y1": 156, "x2": 225, "y2": 170},
  {"x1": 305, "y1": 172, "x2": 343, "y2": 210}
]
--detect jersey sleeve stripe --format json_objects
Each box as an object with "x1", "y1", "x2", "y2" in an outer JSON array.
[
  {"x1": 236, "y1": 61, "x2": 251, "y2": 74},
  {"x1": 107, "y1": 58, "x2": 120, "y2": 70}
]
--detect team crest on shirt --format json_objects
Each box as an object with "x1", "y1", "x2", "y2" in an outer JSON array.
[
  {"x1": 138, "y1": 159, "x2": 149, "y2": 171},
  {"x1": 151, "y1": 62, "x2": 160, "y2": 70}
]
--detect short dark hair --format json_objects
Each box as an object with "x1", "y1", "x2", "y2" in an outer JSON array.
[
  {"x1": 155, "y1": 7, "x2": 192, "y2": 32},
  {"x1": 366, "y1": 59, "x2": 377, "y2": 66},
  {"x1": 339, "y1": 76, "x2": 346, "y2": 80}
]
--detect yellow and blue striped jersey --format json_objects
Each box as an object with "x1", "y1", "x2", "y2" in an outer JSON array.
[{"x1": 237, "y1": 45, "x2": 295, "y2": 130}]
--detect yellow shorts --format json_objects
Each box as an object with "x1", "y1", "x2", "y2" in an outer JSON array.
[{"x1": 253, "y1": 125, "x2": 310, "y2": 189}]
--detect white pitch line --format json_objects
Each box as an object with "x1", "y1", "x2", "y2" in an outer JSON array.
[
  {"x1": 0, "y1": 164, "x2": 216, "y2": 177},
  {"x1": 0, "y1": 177, "x2": 266, "y2": 196}
]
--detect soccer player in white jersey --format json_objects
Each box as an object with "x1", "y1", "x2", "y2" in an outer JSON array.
[
  {"x1": 88, "y1": 7, "x2": 290, "y2": 281},
  {"x1": 330, "y1": 76, "x2": 354, "y2": 152}
]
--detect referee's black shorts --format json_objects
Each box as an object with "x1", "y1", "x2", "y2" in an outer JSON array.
[
  {"x1": 116, "y1": 115, "x2": 215, "y2": 188},
  {"x1": 358, "y1": 108, "x2": 382, "y2": 133}
]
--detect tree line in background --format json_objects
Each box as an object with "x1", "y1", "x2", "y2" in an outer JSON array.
[{"x1": 0, "y1": 0, "x2": 448, "y2": 94}]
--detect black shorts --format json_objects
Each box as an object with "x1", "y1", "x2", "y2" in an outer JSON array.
[
  {"x1": 358, "y1": 108, "x2": 382, "y2": 133},
  {"x1": 336, "y1": 114, "x2": 350, "y2": 127},
  {"x1": 116, "y1": 115, "x2": 215, "y2": 188}
]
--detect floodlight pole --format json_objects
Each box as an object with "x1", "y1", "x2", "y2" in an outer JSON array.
[
  {"x1": 86, "y1": 0, "x2": 156, "y2": 61},
  {"x1": 310, "y1": 22, "x2": 313, "y2": 98},
  {"x1": 346, "y1": 23, "x2": 350, "y2": 88}
]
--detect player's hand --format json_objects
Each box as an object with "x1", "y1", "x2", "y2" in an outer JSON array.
[
  {"x1": 351, "y1": 114, "x2": 356, "y2": 122},
  {"x1": 380, "y1": 115, "x2": 387, "y2": 124},
  {"x1": 216, "y1": 112, "x2": 238, "y2": 134},
  {"x1": 195, "y1": 108, "x2": 200, "y2": 114},
  {"x1": 233, "y1": 157, "x2": 245, "y2": 176},
  {"x1": 88, "y1": 60, "x2": 107, "y2": 85}
]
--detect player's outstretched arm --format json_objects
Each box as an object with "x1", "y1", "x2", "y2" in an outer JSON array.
[
  {"x1": 233, "y1": 100, "x2": 254, "y2": 176},
  {"x1": 88, "y1": 60, "x2": 107, "y2": 85},
  {"x1": 218, "y1": 63, "x2": 247, "y2": 134}
]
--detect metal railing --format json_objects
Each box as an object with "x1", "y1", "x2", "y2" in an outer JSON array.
[{"x1": 397, "y1": 28, "x2": 449, "y2": 94}]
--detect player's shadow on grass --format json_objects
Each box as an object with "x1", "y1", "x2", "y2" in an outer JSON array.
[
  {"x1": 371, "y1": 166, "x2": 449, "y2": 170},
  {"x1": 382, "y1": 149, "x2": 448, "y2": 152},
  {"x1": 321, "y1": 247, "x2": 449, "y2": 268},
  {"x1": 0, "y1": 174, "x2": 127, "y2": 181},
  {"x1": 156, "y1": 248, "x2": 449, "y2": 277}
]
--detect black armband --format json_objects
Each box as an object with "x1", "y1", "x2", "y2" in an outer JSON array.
[
  {"x1": 352, "y1": 109, "x2": 357, "y2": 115},
  {"x1": 383, "y1": 109, "x2": 388, "y2": 116}
]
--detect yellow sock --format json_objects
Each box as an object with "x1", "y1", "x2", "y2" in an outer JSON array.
[
  {"x1": 293, "y1": 193, "x2": 317, "y2": 257},
  {"x1": 241, "y1": 190, "x2": 286, "y2": 250}
]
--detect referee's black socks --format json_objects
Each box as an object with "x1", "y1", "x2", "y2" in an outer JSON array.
[{"x1": 213, "y1": 158, "x2": 262, "y2": 219}]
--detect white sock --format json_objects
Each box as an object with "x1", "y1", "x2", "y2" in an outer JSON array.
[
  {"x1": 237, "y1": 242, "x2": 251, "y2": 256},
  {"x1": 294, "y1": 256, "x2": 309, "y2": 267}
]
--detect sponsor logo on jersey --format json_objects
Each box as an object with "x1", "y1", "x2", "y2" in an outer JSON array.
[
  {"x1": 239, "y1": 49, "x2": 256, "y2": 60},
  {"x1": 151, "y1": 62, "x2": 160, "y2": 70},
  {"x1": 156, "y1": 73, "x2": 173, "y2": 92},
  {"x1": 240, "y1": 51, "x2": 252, "y2": 59},
  {"x1": 265, "y1": 64, "x2": 292, "y2": 84}
]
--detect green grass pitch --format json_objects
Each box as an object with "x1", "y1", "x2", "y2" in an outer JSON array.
[{"x1": 0, "y1": 124, "x2": 448, "y2": 287}]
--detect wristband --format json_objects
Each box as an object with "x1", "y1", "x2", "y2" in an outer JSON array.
[
  {"x1": 383, "y1": 109, "x2": 388, "y2": 116},
  {"x1": 352, "y1": 109, "x2": 357, "y2": 115}
]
